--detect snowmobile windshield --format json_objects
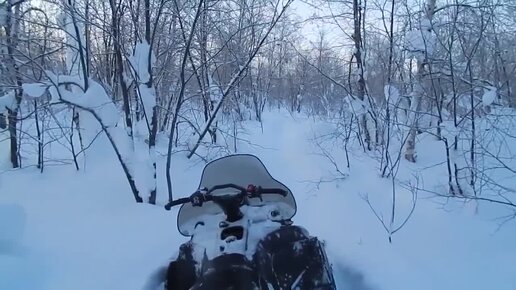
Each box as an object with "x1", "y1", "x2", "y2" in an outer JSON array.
[{"x1": 177, "y1": 154, "x2": 297, "y2": 236}]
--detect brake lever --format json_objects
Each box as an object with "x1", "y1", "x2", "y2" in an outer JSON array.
[{"x1": 246, "y1": 184, "x2": 263, "y2": 201}]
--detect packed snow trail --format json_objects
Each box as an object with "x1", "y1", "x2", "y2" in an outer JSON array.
[{"x1": 0, "y1": 109, "x2": 515, "y2": 290}]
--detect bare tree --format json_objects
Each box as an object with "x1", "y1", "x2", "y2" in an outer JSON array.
[{"x1": 404, "y1": 0, "x2": 437, "y2": 163}]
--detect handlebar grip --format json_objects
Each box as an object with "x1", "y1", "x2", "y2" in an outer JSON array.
[
  {"x1": 259, "y1": 188, "x2": 288, "y2": 196},
  {"x1": 164, "y1": 197, "x2": 191, "y2": 210}
]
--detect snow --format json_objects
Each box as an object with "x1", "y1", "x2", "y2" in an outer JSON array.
[
  {"x1": 405, "y1": 18, "x2": 436, "y2": 61},
  {"x1": 130, "y1": 41, "x2": 157, "y2": 122},
  {"x1": 420, "y1": 18, "x2": 431, "y2": 30},
  {"x1": 31, "y1": 71, "x2": 158, "y2": 204},
  {"x1": 45, "y1": 73, "x2": 119, "y2": 128},
  {"x1": 58, "y1": 8, "x2": 87, "y2": 81},
  {"x1": 80, "y1": 82, "x2": 120, "y2": 127},
  {"x1": 482, "y1": 86, "x2": 497, "y2": 106},
  {"x1": 0, "y1": 6, "x2": 7, "y2": 27},
  {"x1": 185, "y1": 203, "x2": 286, "y2": 263},
  {"x1": 0, "y1": 138, "x2": 8, "y2": 169},
  {"x1": 139, "y1": 84, "x2": 156, "y2": 122},
  {"x1": 130, "y1": 41, "x2": 156, "y2": 84},
  {"x1": 127, "y1": 41, "x2": 159, "y2": 200},
  {"x1": 56, "y1": 12, "x2": 67, "y2": 28},
  {"x1": 22, "y1": 83, "x2": 48, "y2": 98},
  {"x1": 384, "y1": 84, "x2": 400, "y2": 104},
  {"x1": 208, "y1": 75, "x2": 223, "y2": 103},
  {"x1": 0, "y1": 109, "x2": 515, "y2": 290},
  {"x1": 0, "y1": 203, "x2": 26, "y2": 248},
  {"x1": 27, "y1": 73, "x2": 137, "y2": 173},
  {"x1": 0, "y1": 91, "x2": 16, "y2": 113},
  {"x1": 0, "y1": 203, "x2": 28, "y2": 290},
  {"x1": 345, "y1": 95, "x2": 368, "y2": 115}
]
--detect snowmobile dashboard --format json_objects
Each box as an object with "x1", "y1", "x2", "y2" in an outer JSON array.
[{"x1": 164, "y1": 183, "x2": 288, "y2": 211}]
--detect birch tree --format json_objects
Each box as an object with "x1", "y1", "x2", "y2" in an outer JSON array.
[{"x1": 404, "y1": 0, "x2": 437, "y2": 162}]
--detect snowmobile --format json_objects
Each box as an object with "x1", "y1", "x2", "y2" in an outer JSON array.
[{"x1": 163, "y1": 154, "x2": 336, "y2": 290}]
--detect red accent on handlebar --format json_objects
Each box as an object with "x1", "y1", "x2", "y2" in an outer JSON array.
[{"x1": 246, "y1": 184, "x2": 256, "y2": 193}]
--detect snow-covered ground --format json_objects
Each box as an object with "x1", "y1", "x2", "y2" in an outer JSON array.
[{"x1": 1, "y1": 109, "x2": 515, "y2": 290}]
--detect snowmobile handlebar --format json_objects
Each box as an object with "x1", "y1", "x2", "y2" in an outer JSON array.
[{"x1": 164, "y1": 183, "x2": 287, "y2": 211}]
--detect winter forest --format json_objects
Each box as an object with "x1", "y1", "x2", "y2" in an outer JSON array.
[{"x1": 1, "y1": 0, "x2": 516, "y2": 288}]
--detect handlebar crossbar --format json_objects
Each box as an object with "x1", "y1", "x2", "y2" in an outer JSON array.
[{"x1": 164, "y1": 184, "x2": 287, "y2": 210}]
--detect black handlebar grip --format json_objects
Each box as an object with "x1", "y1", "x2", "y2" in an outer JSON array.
[
  {"x1": 164, "y1": 197, "x2": 191, "y2": 210},
  {"x1": 260, "y1": 188, "x2": 288, "y2": 196}
]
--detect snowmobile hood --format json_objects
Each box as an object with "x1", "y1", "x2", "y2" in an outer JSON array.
[{"x1": 177, "y1": 154, "x2": 297, "y2": 236}]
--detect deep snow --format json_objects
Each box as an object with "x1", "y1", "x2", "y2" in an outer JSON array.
[{"x1": 1, "y1": 109, "x2": 515, "y2": 290}]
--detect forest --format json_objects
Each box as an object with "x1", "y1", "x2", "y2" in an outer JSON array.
[
  {"x1": 2, "y1": 0, "x2": 515, "y2": 205},
  {"x1": 1, "y1": 0, "x2": 516, "y2": 288}
]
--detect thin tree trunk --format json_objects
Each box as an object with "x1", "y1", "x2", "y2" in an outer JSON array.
[
  {"x1": 7, "y1": 109, "x2": 20, "y2": 168},
  {"x1": 353, "y1": 0, "x2": 371, "y2": 150},
  {"x1": 381, "y1": 0, "x2": 396, "y2": 178},
  {"x1": 109, "y1": 0, "x2": 134, "y2": 138},
  {"x1": 70, "y1": 108, "x2": 80, "y2": 171},
  {"x1": 145, "y1": 0, "x2": 158, "y2": 205},
  {"x1": 34, "y1": 100, "x2": 44, "y2": 173},
  {"x1": 404, "y1": 0, "x2": 436, "y2": 162},
  {"x1": 449, "y1": 4, "x2": 462, "y2": 195},
  {"x1": 5, "y1": 1, "x2": 23, "y2": 168}
]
